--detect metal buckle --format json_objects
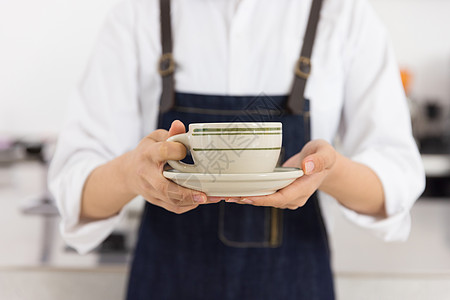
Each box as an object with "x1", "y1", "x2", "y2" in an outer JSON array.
[
  {"x1": 158, "y1": 53, "x2": 175, "y2": 77},
  {"x1": 295, "y1": 56, "x2": 311, "y2": 79}
]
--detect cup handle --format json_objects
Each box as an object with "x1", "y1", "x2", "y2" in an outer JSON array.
[{"x1": 166, "y1": 133, "x2": 199, "y2": 173}]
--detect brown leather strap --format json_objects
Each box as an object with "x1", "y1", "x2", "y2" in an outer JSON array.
[
  {"x1": 158, "y1": 0, "x2": 175, "y2": 113},
  {"x1": 287, "y1": 0, "x2": 323, "y2": 115},
  {"x1": 158, "y1": 0, "x2": 323, "y2": 115}
]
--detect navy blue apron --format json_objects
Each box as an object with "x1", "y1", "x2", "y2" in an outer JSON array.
[
  {"x1": 127, "y1": 0, "x2": 334, "y2": 298},
  {"x1": 126, "y1": 94, "x2": 334, "y2": 299}
]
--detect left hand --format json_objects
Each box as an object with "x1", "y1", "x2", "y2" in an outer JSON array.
[{"x1": 222, "y1": 139, "x2": 337, "y2": 209}]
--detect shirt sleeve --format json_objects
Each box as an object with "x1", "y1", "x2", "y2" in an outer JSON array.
[
  {"x1": 48, "y1": 1, "x2": 142, "y2": 254},
  {"x1": 333, "y1": 0, "x2": 425, "y2": 241}
]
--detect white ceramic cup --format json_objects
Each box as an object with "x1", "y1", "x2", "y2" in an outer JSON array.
[{"x1": 166, "y1": 122, "x2": 282, "y2": 174}]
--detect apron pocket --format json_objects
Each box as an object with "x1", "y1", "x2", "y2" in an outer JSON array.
[{"x1": 218, "y1": 202, "x2": 283, "y2": 248}]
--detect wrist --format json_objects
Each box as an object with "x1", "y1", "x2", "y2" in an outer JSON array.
[
  {"x1": 81, "y1": 152, "x2": 137, "y2": 220},
  {"x1": 319, "y1": 151, "x2": 343, "y2": 192},
  {"x1": 116, "y1": 151, "x2": 138, "y2": 199}
]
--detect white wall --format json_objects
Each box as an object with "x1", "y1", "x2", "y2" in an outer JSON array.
[
  {"x1": 0, "y1": 0, "x2": 449, "y2": 135},
  {"x1": 0, "y1": 0, "x2": 120, "y2": 136},
  {"x1": 370, "y1": 0, "x2": 450, "y2": 105}
]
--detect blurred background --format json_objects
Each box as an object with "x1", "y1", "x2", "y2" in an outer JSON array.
[{"x1": 1, "y1": 0, "x2": 450, "y2": 299}]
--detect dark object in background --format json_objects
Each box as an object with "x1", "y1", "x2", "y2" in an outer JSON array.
[
  {"x1": 17, "y1": 139, "x2": 47, "y2": 162},
  {"x1": 417, "y1": 101, "x2": 450, "y2": 154},
  {"x1": 19, "y1": 139, "x2": 59, "y2": 215},
  {"x1": 64, "y1": 232, "x2": 127, "y2": 254},
  {"x1": 0, "y1": 138, "x2": 23, "y2": 165},
  {"x1": 425, "y1": 102, "x2": 442, "y2": 120},
  {"x1": 419, "y1": 136, "x2": 450, "y2": 154},
  {"x1": 98, "y1": 232, "x2": 127, "y2": 254},
  {"x1": 0, "y1": 137, "x2": 49, "y2": 164},
  {"x1": 422, "y1": 176, "x2": 450, "y2": 198},
  {"x1": 23, "y1": 142, "x2": 45, "y2": 162},
  {"x1": 413, "y1": 100, "x2": 450, "y2": 198}
]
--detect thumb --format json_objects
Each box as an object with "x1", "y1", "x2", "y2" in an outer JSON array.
[
  {"x1": 301, "y1": 157, "x2": 318, "y2": 175},
  {"x1": 282, "y1": 152, "x2": 301, "y2": 168},
  {"x1": 168, "y1": 120, "x2": 186, "y2": 138}
]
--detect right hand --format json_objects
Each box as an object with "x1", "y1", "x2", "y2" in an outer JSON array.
[{"x1": 123, "y1": 120, "x2": 213, "y2": 214}]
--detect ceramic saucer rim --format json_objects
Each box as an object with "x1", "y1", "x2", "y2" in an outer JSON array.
[{"x1": 163, "y1": 167, "x2": 303, "y2": 182}]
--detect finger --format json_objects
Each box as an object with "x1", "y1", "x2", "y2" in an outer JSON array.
[
  {"x1": 238, "y1": 191, "x2": 286, "y2": 208},
  {"x1": 165, "y1": 180, "x2": 208, "y2": 206},
  {"x1": 243, "y1": 174, "x2": 323, "y2": 208},
  {"x1": 166, "y1": 184, "x2": 219, "y2": 205},
  {"x1": 168, "y1": 120, "x2": 186, "y2": 138},
  {"x1": 147, "y1": 172, "x2": 208, "y2": 205},
  {"x1": 149, "y1": 141, "x2": 187, "y2": 163},
  {"x1": 301, "y1": 144, "x2": 335, "y2": 175},
  {"x1": 147, "y1": 196, "x2": 199, "y2": 214},
  {"x1": 281, "y1": 140, "x2": 328, "y2": 169},
  {"x1": 146, "y1": 129, "x2": 169, "y2": 142},
  {"x1": 224, "y1": 197, "x2": 241, "y2": 203},
  {"x1": 137, "y1": 167, "x2": 207, "y2": 206},
  {"x1": 282, "y1": 152, "x2": 301, "y2": 168},
  {"x1": 207, "y1": 196, "x2": 223, "y2": 203}
]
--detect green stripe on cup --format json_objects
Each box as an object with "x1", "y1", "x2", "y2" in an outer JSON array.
[
  {"x1": 192, "y1": 132, "x2": 281, "y2": 136},
  {"x1": 192, "y1": 147, "x2": 281, "y2": 151},
  {"x1": 193, "y1": 127, "x2": 281, "y2": 132}
]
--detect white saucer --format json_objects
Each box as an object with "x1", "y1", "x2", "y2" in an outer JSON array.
[{"x1": 163, "y1": 167, "x2": 303, "y2": 197}]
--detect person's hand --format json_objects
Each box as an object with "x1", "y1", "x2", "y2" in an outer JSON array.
[
  {"x1": 224, "y1": 140, "x2": 337, "y2": 209},
  {"x1": 123, "y1": 120, "x2": 214, "y2": 214}
]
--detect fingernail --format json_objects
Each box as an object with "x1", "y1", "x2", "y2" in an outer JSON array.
[
  {"x1": 193, "y1": 194, "x2": 205, "y2": 203},
  {"x1": 240, "y1": 198, "x2": 253, "y2": 204},
  {"x1": 226, "y1": 198, "x2": 238, "y2": 203},
  {"x1": 305, "y1": 161, "x2": 315, "y2": 174},
  {"x1": 207, "y1": 197, "x2": 222, "y2": 203}
]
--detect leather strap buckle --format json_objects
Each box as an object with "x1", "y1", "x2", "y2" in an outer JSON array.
[
  {"x1": 295, "y1": 56, "x2": 311, "y2": 79},
  {"x1": 158, "y1": 53, "x2": 175, "y2": 77}
]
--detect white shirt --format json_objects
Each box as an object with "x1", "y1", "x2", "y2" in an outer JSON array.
[{"x1": 49, "y1": 0, "x2": 425, "y2": 254}]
